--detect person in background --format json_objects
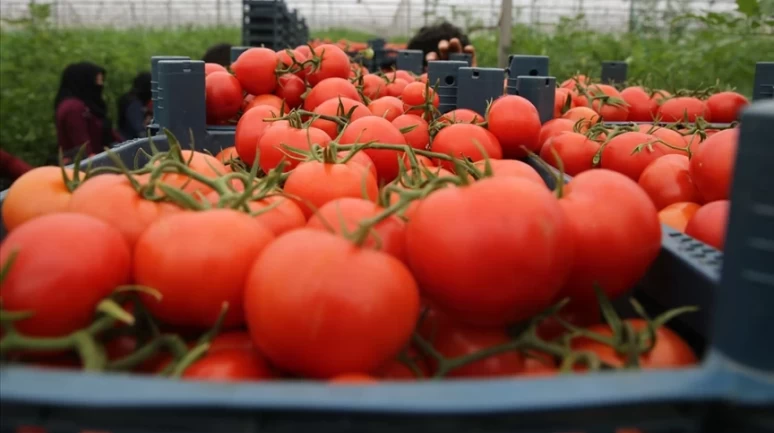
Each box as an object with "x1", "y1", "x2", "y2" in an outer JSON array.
[
  {"x1": 54, "y1": 62, "x2": 120, "y2": 160},
  {"x1": 406, "y1": 21, "x2": 477, "y2": 68},
  {"x1": 202, "y1": 43, "x2": 233, "y2": 67},
  {"x1": 0, "y1": 149, "x2": 32, "y2": 190},
  {"x1": 117, "y1": 71, "x2": 152, "y2": 141}
]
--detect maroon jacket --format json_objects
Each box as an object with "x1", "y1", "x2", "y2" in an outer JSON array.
[
  {"x1": 56, "y1": 98, "x2": 121, "y2": 155},
  {"x1": 0, "y1": 150, "x2": 32, "y2": 181}
]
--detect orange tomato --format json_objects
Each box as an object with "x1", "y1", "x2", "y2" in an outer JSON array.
[{"x1": 2, "y1": 166, "x2": 73, "y2": 232}]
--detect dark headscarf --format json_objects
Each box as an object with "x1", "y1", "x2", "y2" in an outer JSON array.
[
  {"x1": 117, "y1": 71, "x2": 151, "y2": 129},
  {"x1": 54, "y1": 62, "x2": 114, "y2": 148},
  {"x1": 202, "y1": 43, "x2": 233, "y2": 67}
]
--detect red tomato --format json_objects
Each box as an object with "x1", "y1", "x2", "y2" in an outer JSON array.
[
  {"x1": 401, "y1": 82, "x2": 439, "y2": 117},
  {"x1": 558, "y1": 170, "x2": 661, "y2": 302},
  {"x1": 472, "y1": 159, "x2": 545, "y2": 186},
  {"x1": 244, "y1": 229, "x2": 420, "y2": 378},
  {"x1": 231, "y1": 47, "x2": 279, "y2": 96},
  {"x1": 311, "y1": 97, "x2": 371, "y2": 139},
  {"x1": 438, "y1": 108, "x2": 484, "y2": 125},
  {"x1": 536, "y1": 301, "x2": 601, "y2": 341},
  {"x1": 706, "y1": 91, "x2": 748, "y2": 123},
  {"x1": 560, "y1": 75, "x2": 590, "y2": 90},
  {"x1": 307, "y1": 198, "x2": 406, "y2": 261},
  {"x1": 392, "y1": 114, "x2": 430, "y2": 150},
  {"x1": 157, "y1": 150, "x2": 227, "y2": 196},
  {"x1": 307, "y1": 44, "x2": 352, "y2": 86},
  {"x1": 688, "y1": 128, "x2": 738, "y2": 202},
  {"x1": 538, "y1": 118, "x2": 575, "y2": 147},
  {"x1": 685, "y1": 200, "x2": 729, "y2": 250},
  {"x1": 638, "y1": 155, "x2": 701, "y2": 210},
  {"x1": 539, "y1": 132, "x2": 599, "y2": 176},
  {"x1": 487, "y1": 95, "x2": 542, "y2": 158},
  {"x1": 0, "y1": 213, "x2": 131, "y2": 337},
  {"x1": 376, "y1": 348, "x2": 429, "y2": 380},
  {"x1": 658, "y1": 97, "x2": 710, "y2": 122},
  {"x1": 274, "y1": 74, "x2": 306, "y2": 109},
  {"x1": 368, "y1": 96, "x2": 405, "y2": 121},
  {"x1": 431, "y1": 323, "x2": 524, "y2": 378},
  {"x1": 204, "y1": 192, "x2": 307, "y2": 236},
  {"x1": 303, "y1": 77, "x2": 360, "y2": 111},
  {"x1": 577, "y1": 84, "x2": 629, "y2": 122},
  {"x1": 561, "y1": 107, "x2": 600, "y2": 132},
  {"x1": 620, "y1": 86, "x2": 652, "y2": 122},
  {"x1": 205, "y1": 71, "x2": 242, "y2": 123},
  {"x1": 339, "y1": 116, "x2": 408, "y2": 183},
  {"x1": 204, "y1": 63, "x2": 227, "y2": 76},
  {"x1": 277, "y1": 48, "x2": 309, "y2": 80},
  {"x1": 215, "y1": 146, "x2": 239, "y2": 166},
  {"x1": 637, "y1": 125, "x2": 690, "y2": 155},
  {"x1": 554, "y1": 88, "x2": 576, "y2": 118},
  {"x1": 572, "y1": 319, "x2": 697, "y2": 368},
  {"x1": 406, "y1": 177, "x2": 572, "y2": 326},
  {"x1": 339, "y1": 150, "x2": 378, "y2": 178},
  {"x1": 649, "y1": 90, "x2": 671, "y2": 117},
  {"x1": 361, "y1": 74, "x2": 385, "y2": 100},
  {"x1": 431, "y1": 123, "x2": 503, "y2": 172},
  {"x1": 134, "y1": 209, "x2": 275, "y2": 329},
  {"x1": 257, "y1": 125, "x2": 331, "y2": 173},
  {"x1": 599, "y1": 132, "x2": 671, "y2": 181},
  {"x1": 658, "y1": 202, "x2": 701, "y2": 232},
  {"x1": 234, "y1": 105, "x2": 282, "y2": 166},
  {"x1": 245, "y1": 94, "x2": 288, "y2": 114},
  {"x1": 386, "y1": 167, "x2": 456, "y2": 219},
  {"x1": 329, "y1": 373, "x2": 380, "y2": 384},
  {"x1": 283, "y1": 159, "x2": 379, "y2": 218},
  {"x1": 183, "y1": 348, "x2": 274, "y2": 382},
  {"x1": 209, "y1": 331, "x2": 255, "y2": 352},
  {"x1": 384, "y1": 78, "x2": 409, "y2": 97},
  {"x1": 1, "y1": 166, "x2": 73, "y2": 232}
]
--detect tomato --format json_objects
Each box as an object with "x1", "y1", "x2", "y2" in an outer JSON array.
[
  {"x1": 257, "y1": 125, "x2": 331, "y2": 173},
  {"x1": 0, "y1": 213, "x2": 131, "y2": 337},
  {"x1": 706, "y1": 91, "x2": 748, "y2": 123},
  {"x1": 638, "y1": 155, "x2": 701, "y2": 210},
  {"x1": 657, "y1": 97, "x2": 710, "y2": 123},
  {"x1": 68, "y1": 174, "x2": 179, "y2": 247},
  {"x1": 244, "y1": 94, "x2": 288, "y2": 114},
  {"x1": 685, "y1": 200, "x2": 729, "y2": 250},
  {"x1": 215, "y1": 146, "x2": 239, "y2": 165},
  {"x1": 183, "y1": 348, "x2": 274, "y2": 382},
  {"x1": 231, "y1": 47, "x2": 279, "y2": 96},
  {"x1": 554, "y1": 88, "x2": 576, "y2": 118},
  {"x1": 307, "y1": 198, "x2": 406, "y2": 261},
  {"x1": 158, "y1": 150, "x2": 227, "y2": 196},
  {"x1": 431, "y1": 123, "x2": 503, "y2": 171},
  {"x1": 649, "y1": 90, "x2": 671, "y2": 117},
  {"x1": 536, "y1": 301, "x2": 601, "y2": 341},
  {"x1": 234, "y1": 105, "x2": 282, "y2": 167},
  {"x1": 361, "y1": 74, "x2": 385, "y2": 100},
  {"x1": 599, "y1": 132, "x2": 670, "y2": 181},
  {"x1": 234, "y1": 194, "x2": 307, "y2": 236},
  {"x1": 560, "y1": 75, "x2": 590, "y2": 90},
  {"x1": 392, "y1": 114, "x2": 430, "y2": 150},
  {"x1": 376, "y1": 348, "x2": 429, "y2": 380},
  {"x1": 520, "y1": 355, "x2": 559, "y2": 377},
  {"x1": 430, "y1": 323, "x2": 524, "y2": 378},
  {"x1": 472, "y1": 159, "x2": 545, "y2": 186},
  {"x1": 274, "y1": 74, "x2": 306, "y2": 109},
  {"x1": 205, "y1": 72, "x2": 242, "y2": 123},
  {"x1": 406, "y1": 177, "x2": 572, "y2": 326},
  {"x1": 311, "y1": 97, "x2": 371, "y2": 139},
  {"x1": 384, "y1": 78, "x2": 409, "y2": 97},
  {"x1": 204, "y1": 63, "x2": 227, "y2": 76},
  {"x1": 558, "y1": 170, "x2": 661, "y2": 303},
  {"x1": 283, "y1": 159, "x2": 379, "y2": 218},
  {"x1": 339, "y1": 150, "x2": 378, "y2": 178},
  {"x1": 277, "y1": 48, "x2": 309, "y2": 80},
  {"x1": 572, "y1": 319, "x2": 697, "y2": 368},
  {"x1": 134, "y1": 209, "x2": 275, "y2": 329},
  {"x1": 561, "y1": 107, "x2": 600, "y2": 132},
  {"x1": 386, "y1": 167, "x2": 455, "y2": 219},
  {"x1": 576, "y1": 84, "x2": 628, "y2": 122},
  {"x1": 1, "y1": 167, "x2": 72, "y2": 232},
  {"x1": 620, "y1": 86, "x2": 652, "y2": 122},
  {"x1": 244, "y1": 229, "x2": 420, "y2": 378},
  {"x1": 339, "y1": 116, "x2": 408, "y2": 183},
  {"x1": 209, "y1": 331, "x2": 256, "y2": 352},
  {"x1": 438, "y1": 108, "x2": 484, "y2": 125},
  {"x1": 539, "y1": 132, "x2": 599, "y2": 176},
  {"x1": 307, "y1": 44, "x2": 351, "y2": 86},
  {"x1": 658, "y1": 202, "x2": 701, "y2": 232},
  {"x1": 487, "y1": 95, "x2": 541, "y2": 159},
  {"x1": 689, "y1": 128, "x2": 738, "y2": 202},
  {"x1": 329, "y1": 373, "x2": 380, "y2": 384},
  {"x1": 368, "y1": 96, "x2": 405, "y2": 121},
  {"x1": 401, "y1": 82, "x2": 439, "y2": 117},
  {"x1": 637, "y1": 125, "x2": 690, "y2": 155},
  {"x1": 538, "y1": 118, "x2": 576, "y2": 147},
  {"x1": 303, "y1": 77, "x2": 360, "y2": 111}
]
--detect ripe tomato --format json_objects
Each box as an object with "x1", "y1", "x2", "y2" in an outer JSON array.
[
  {"x1": 208, "y1": 331, "x2": 256, "y2": 352},
  {"x1": 204, "y1": 63, "x2": 227, "y2": 76},
  {"x1": 560, "y1": 75, "x2": 590, "y2": 90},
  {"x1": 215, "y1": 146, "x2": 239, "y2": 166},
  {"x1": 307, "y1": 44, "x2": 351, "y2": 86},
  {"x1": 376, "y1": 348, "x2": 429, "y2": 380},
  {"x1": 637, "y1": 125, "x2": 690, "y2": 155},
  {"x1": 431, "y1": 123, "x2": 503, "y2": 171},
  {"x1": 205, "y1": 71, "x2": 243, "y2": 123},
  {"x1": 431, "y1": 323, "x2": 524, "y2": 378},
  {"x1": 658, "y1": 202, "x2": 701, "y2": 232},
  {"x1": 234, "y1": 105, "x2": 282, "y2": 167},
  {"x1": 554, "y1": 88, "x2": 576, "y2": 118},
  {"x1": 311, "y1": 97, "x2": 371, "y2": 139},
  {"x1": 384, "y1": 78, "x2": 409, "y2": 97},
  {"x1": 538, "y1": 118, "x2": 575, "y2": 147},
  {"x1": 257, "y1": 125, "x2": 331, "y2": 173},
  {"x1": 577, "y1": 84, "x2": 628, "y2": 121},
  {"x1": 386, "y1": 167, "x2": 455, "y2": 219},
  {"x1": 68, "y1": 174, "x2": 179, "y2": 247},
  {"x1": 244, "y1": 229, "x2": 420, "y2": 378},
  {"x1": 539, "y1": 132, "x2": 599, "y2": 176},
  {"x1": 536, "y1": 301, "x2": 601, "y2": 341},
  {"x1": 562, "y1": 107, "x2": 600, "y2": 132},
  {"x1": 1, "y1": 166, "x2": 72, "y2": 232},
  {"x1": 599, "y1": 132, "x2": 671, "y2": 181},
  {"x1": 620, "y1": 86, "x2": 652, "y2": 122},
  {"x1": 274, "y1": 74, "x2": 306, "y2": 109},
  {"x1": 134, "y1": 209, "x2": 275, "y2": 329},
  {"x1": 406, "y1": 177, "x2": 572, "y2": 326},
  {"x1": 638, "y1": 155, "x2": 701, "y2": 210},
  {"x1": 487, "y1": 95, "x2": 541, "y2": 159},
  {"x1": 307, "y1": 198, "x2": 406, "y2": 261},
  {"x1": 209, "y1": 193, "x2": 306, "y2": 236},
  {"x1": 339, "y1": 116, "x2": 408, "y2": 183},
  {"x1": 438, "y1": 108, "x2": 484, "y2": 125},
  {"x1": 329, "y1": 373, "x2": 380, "y2": 384},
  {"x1": 572, "y1": 319, "x2": 697, "y2": 369},
  {"x1": 685, "y1": 200, "x2": 729, "y2": 250},
  {"x1": 688, "y1": 128, "x2": 738, "y2": 202},
  {"x1": 303, "y1": 77, "x2": 360, "y2": 111},
  {"x1": 244, "y1": 94, "x2": 288, "y2": 114},
  {"x1": 231, "y1": 47, "x2": 279, "y2": 96},
  {"x1": 283, "y1": 159, "x2": 379, "y2": 218},
  {"x1": 339, "y1": 150, "x2": 378, "y2": 178},
  {"x1": 368, "y1": 96, "x2": 405, "y2": 121},
  {"x1": 706, "y1": 91, "x2": 748, "y2": 123},
  {"x1": 657, "y1": 97, "x2": 710, "y2": 123},
  {"x1": 558, "y1": 170, "x2": 661, "y2": 302},
  {"x1": 158, "y1": 150, "x2": 227, "y2": 196},
  {"x1": 361, "y1": 74, "x2": 385, "y2": 100},
  {"x1": 392, "y1": 114, "x2": 430, "y2": 150},
  {"x1": 649, "y1": 90, "x2": 671, "y2": 117},
  {"x1": 472, "y1": 159, "x2": 544, "y2": 186},
  {"x1": 401, "y1": 82, "x2": 439, "y2": 117},
  {"x1": 182, "y1": 348, "x2": 274, "y2": 382},
  {"x1": 0, "y1": 213, "x2": 131, "y2": 337}
]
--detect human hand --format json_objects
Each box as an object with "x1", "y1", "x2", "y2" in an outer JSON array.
[{"x1": 425, "y1": 38, "x2": 477, "y2": 66}]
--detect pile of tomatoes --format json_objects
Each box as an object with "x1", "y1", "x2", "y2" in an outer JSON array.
[{"x1": 0, "y1": 45, "x2": 721, "y2": 384}]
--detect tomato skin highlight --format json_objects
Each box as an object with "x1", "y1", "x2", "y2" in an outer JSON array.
[
  {"x1": 244, "y1": 229, "x2": 421, "y2": 379},
  {"x1": 0, "y1": 213, "x2": 132, "y2": 337},
  {"x1": 685, "y1": 200, "x2": 729, "y2": 250}
]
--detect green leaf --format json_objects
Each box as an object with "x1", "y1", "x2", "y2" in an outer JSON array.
[{"x1": 737, "y1": 0, "x2": 761, "y2": 17}]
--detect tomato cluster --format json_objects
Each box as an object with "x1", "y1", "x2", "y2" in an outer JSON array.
[{"x1": 1, "y1": 51, "x2": 707, "y2": 384}]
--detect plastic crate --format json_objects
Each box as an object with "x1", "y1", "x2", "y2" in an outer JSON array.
[{"x1": 242, "y1": 0, "x2": 291, "y2": 49}]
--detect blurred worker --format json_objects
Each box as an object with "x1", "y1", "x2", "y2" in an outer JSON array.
[
  {"x1": 117, "y1": 71, "x2": 152, "y2": 140},
  {"x1": 0, "y1": 149, "x2": 32, "y2": 189},
  {"x1": 407, "y1": 21, "x2": 477, "y2": 67},
  {"x1": 202, "y1": 43, "x2": 233, "y2": 67}
]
